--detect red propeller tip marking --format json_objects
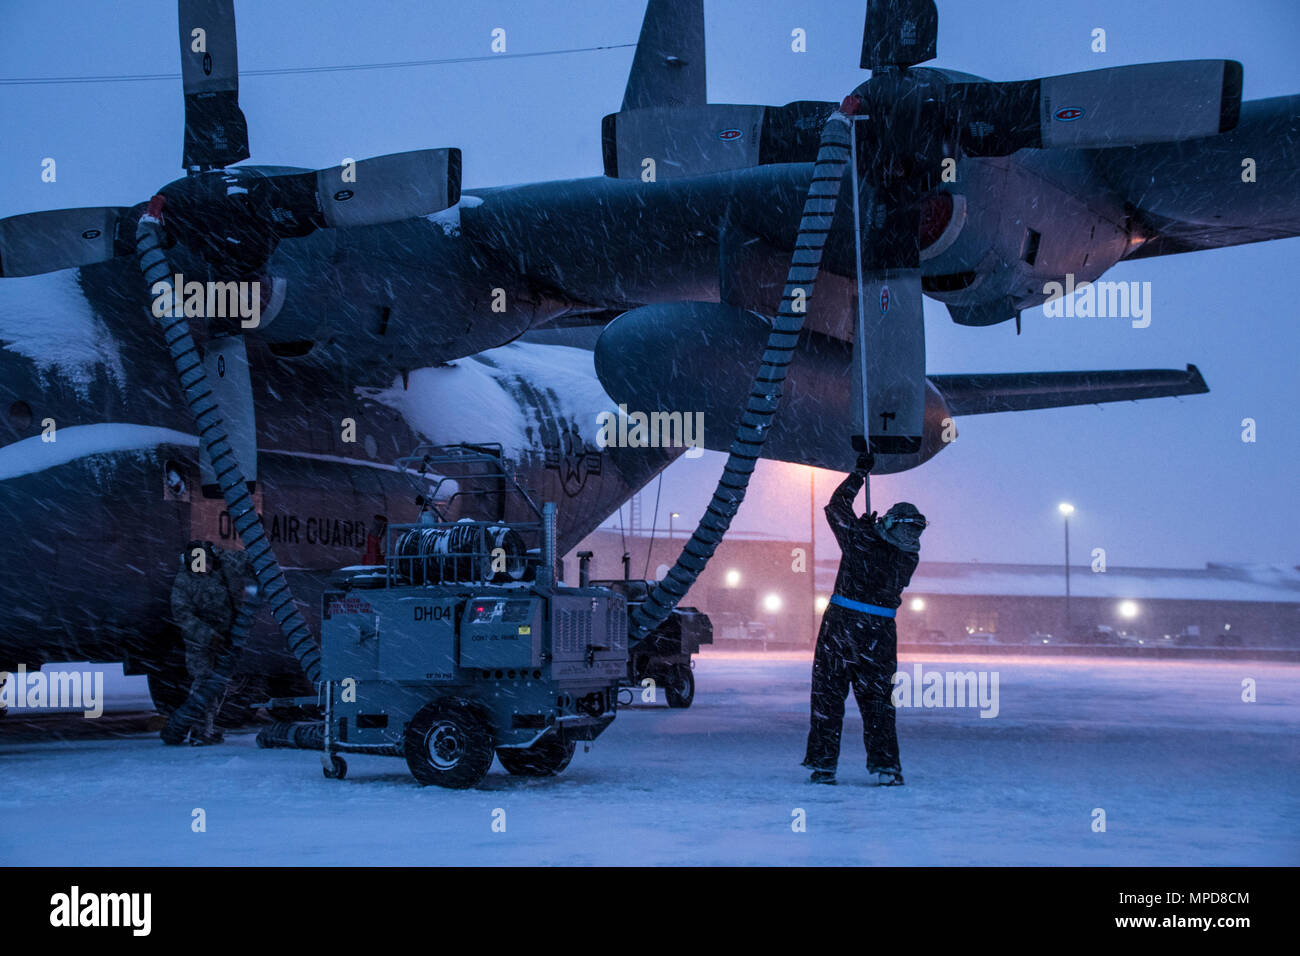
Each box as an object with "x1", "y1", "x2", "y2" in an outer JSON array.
[
  {"x1": 840, "y1": 94, "x2": 863, "y2": 116},
  {"x1": 146, "y1": 194, "x2": 167, "y2": 219}
]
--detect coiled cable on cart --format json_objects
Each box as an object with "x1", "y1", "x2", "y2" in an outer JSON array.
[{"x1": 392, "y1": 521, "x2": 528, "y2": 585}]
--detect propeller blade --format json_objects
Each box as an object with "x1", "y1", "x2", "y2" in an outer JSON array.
[
  {"x1": 758, "y1": 101, "x2": 839, "y2": 166},
  {"x1": 179, "y1": 0, "x2": 250, "y2": 170},
  {"x1": 955, "y1": 59, "x2": 1242, "y2": 156},
  {"x1": 848, "y1": 119, "x2": 926, "y2": 453},
  {"x1": 311, "y1": 149, "x2": 462, "y2": 228},
  {"x1": 852, "y1": 267, "x2": 925, "y2": 454},
  {"x1": 602, "y1": 101, "x2": 837, "y2": 178},
  {"x1": 199, "y1": 336, "x2": 257, "y2": 488},
  {"x1": 256, "y1": 149, "x2": 462, "y2": 233},
  {"x1": 603, "y1": 104, "x2": 766, "y2": 178},
  {"x1": 0, "y1": 206, "x2": 130, "y2": 277},
  {"x1": 153, "y1": 149, "x2": 460, "y2": 272},
  {"x1": 861, "y1": 0, "x2": 938, "y2": 72}
]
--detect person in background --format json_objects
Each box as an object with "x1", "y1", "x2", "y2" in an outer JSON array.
[
  {"x1": 170, "y1": 540, "x2": 256, "y2": 745},
  {"x1": 362, "y1": 514, "x2": 389, "y2": 566}
]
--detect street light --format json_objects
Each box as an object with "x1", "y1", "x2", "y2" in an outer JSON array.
[
  {"x1": 763, "y1": 593, "x2": 783, "y2": 613},
  {"x1": 809, "y1": 465, "x2": 817, "y2": 649},
  {"x1": 669, "y1": 511, "x2": 680, "y2": 540},
  {"x1": 725, "y1": 569, "x2": 741, "y2": 587},
  {"x1": 1119, "y1": 600, "x2": 1139, "y2": 619},
  {"x1": 910, "y1": 597, "x2": 925, "y2": 612},
  {"x1": 1058, "y1": 503, "x2": 1074, "y2": 638}
]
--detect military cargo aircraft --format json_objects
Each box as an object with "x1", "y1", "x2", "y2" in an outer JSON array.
[{"x1": 1, "y1": 0, "x2": 1296, "y2": 715}]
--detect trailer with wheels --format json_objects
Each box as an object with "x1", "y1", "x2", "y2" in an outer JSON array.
[
  {"x1": 578, "y1": 561, "x2": 712, "y2": 709},
  {"x1": 316, "y1": 445, "x2": 627, "y2": 788}
]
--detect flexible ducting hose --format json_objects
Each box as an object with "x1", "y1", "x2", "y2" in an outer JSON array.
[
  {"x1": 255, "y1": 720, "x2": 326, "y2": 751},
  {"x1": 629, "y1": 108, "x2": 854, "y2": 642},
  {"x1": 137, "y1": 203, "x2": 322, "y2": 685},
  {"x1": 255, "y1": 720, "x2": 403, "y2": 756}
]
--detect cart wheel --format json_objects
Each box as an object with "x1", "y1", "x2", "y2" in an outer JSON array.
[
  {"x1": 322, "y1": 755, "x2": 347, "y2": 780},
  {"x1": 665, "y1": 665, "x2": 695, "y2": 708},
  {"x1": 404, "y1": 698, "x2": 495, "y2": 789},
  {"x1": 497, "y1": 736, "x2": 576, "y2": 776}
]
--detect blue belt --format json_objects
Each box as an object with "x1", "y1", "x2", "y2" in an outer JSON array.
[{"x1": 829, "y1": 594, "x2": 896, "y2": 618}]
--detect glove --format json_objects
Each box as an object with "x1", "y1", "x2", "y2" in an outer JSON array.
[{"x1": 855, "y1": 452, "x2": 875, "y2": 474}]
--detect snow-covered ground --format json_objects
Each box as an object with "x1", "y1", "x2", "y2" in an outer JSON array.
[{"x1": 2, "y1": 654, "x2": 1296, "y2": 865}]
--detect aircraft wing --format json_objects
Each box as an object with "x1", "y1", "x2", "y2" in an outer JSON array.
[
  {"x1": 931, "y1": 365, "x2": 1208, "y2": 416},
  {"x1": 1090, "y1": 94, "x2": 1300, "y2": 260}
]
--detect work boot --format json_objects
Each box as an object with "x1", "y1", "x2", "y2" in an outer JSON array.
[
  {"x1": 190, "y1": 729, "x2": 224, "y2": 746},
  {"x1": 808, "y1": 770, "x2": 837, "y2": 785},
  {"x1": 872, "y1": 768, "x2": 904, "y2": 786}
]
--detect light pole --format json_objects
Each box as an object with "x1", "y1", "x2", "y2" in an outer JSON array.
[
  {"x1": 648, "y1": 511, "x2": 682, "y2": 582},
  {"x1": 1058, "y1": 502, "x2": 1074, "y2": 638},
  {"x1": 809, "y1": 466, "x2": 821, "y2": 647}
]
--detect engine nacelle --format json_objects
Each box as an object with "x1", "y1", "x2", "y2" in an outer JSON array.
[
  {"x1": 593, "y1": 302, "x2": 955, "y2": 475},
  {"x1": 918, "y1": 153, "x2": 1131, "y2": 326}
]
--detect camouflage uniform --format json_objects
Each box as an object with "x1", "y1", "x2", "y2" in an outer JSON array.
[{"x1": 170, "y1": 544, "x2": 255, "y2": 739}]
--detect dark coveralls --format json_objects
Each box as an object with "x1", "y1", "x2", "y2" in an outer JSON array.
[
  {"x1": 802, "y1": 469, "x2": 920, "y2": 775},
  {"x1": 170, "y1": 547, "x2": 254, "y2": 736}
]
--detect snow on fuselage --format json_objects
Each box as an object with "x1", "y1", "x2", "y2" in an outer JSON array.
[{"x1": 0, "y1": 267, "x2": 668, "y2": 677}]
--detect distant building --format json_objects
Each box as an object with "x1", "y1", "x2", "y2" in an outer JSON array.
[
  {"x1": 565, "y1": 528, "x2": 817, "y2": 649},
  {"x1": 863, "y1": 560, "x2": 1300, "y2": 649},
  {"x1": 566, "y1": 528, "x2": 1300, "y2": 651}
]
